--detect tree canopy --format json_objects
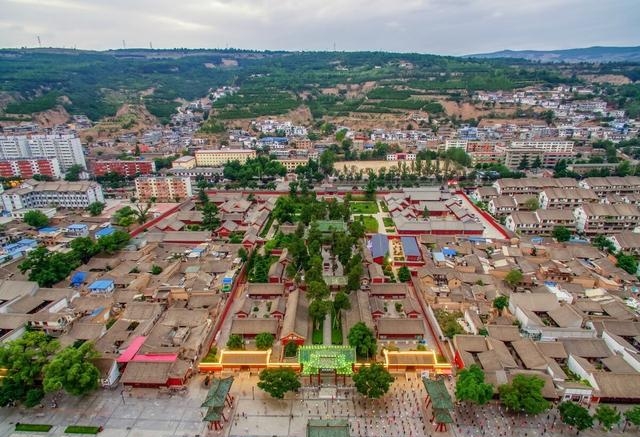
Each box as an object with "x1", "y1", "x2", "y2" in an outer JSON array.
[
  {"x1": 455, "y1": 364, "x2": 494, "y2": 405},
  {"x1": 255, "y1": 333, "x2": 275, "y2": 350},
  {"x1": 348, "y1": 322, "x2": 377, "y2": 359},
  {"x1": 86, "y1": 202, "x2": 106, "y2": 216},
  {"x1": 616, "y1": 252, "x2": 638, "y2": 275},
  {"x1": 492, "y1": 296, "x2": 509, "y2": 311},
  {"x1": 226, "y1": 334, "x2": 244, "y2": 350},
  {"x1": 352, "y1": 364, "x2": 394, "y2": 399},
  {"x1": 558, "y1": 401, "x2": 593, "y2": 431},
  {"x1": 498, "y1": 374, "x2": 550, "y2": 415},
  {"x1": 397, "y1": 266, "x2": 411, "y2": 283},
  {"x1": 552, "y1": 226, "x2": 571, "y2": 242},
  {"x1": 257, "y1": 368, "x2": 301, "y2": 399},
  {"x1": 504, "y1": 269, "x2": 523, "y2": 289},
  {"x1": 624, "y1": 405, "x2": 640, "y2": 428},
  {"x1": 23, "y1": 210, "x2": 49, "y2": 228},
  {"x1": 594, "y1": 405, "x2": 621, "y2": 431},
  {"x1": 43, "y1": 343, "x2": 100, "y2": 396}
]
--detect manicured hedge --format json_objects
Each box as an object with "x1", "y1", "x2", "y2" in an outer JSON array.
[{"x1": 15, "y1": 424, "x2": 53, "y2": 432}]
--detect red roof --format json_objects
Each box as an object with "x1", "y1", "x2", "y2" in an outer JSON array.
[
  {"x1": 131, "y1": 353, "x2": 178, "y2": 363},
  {"x1": 116, "y1": 336, "x2": 147, "y2": 363}
]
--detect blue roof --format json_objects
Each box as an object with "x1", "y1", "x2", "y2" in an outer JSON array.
[
  {"x1": 88, "y1": 279, "x2": 114, "y2": 290},
  {"x1": 369, "y1": 234, "x2": 389, "y2": 259},
  {"x1": 433, "y1": 252, "x2": 445, "y2": 263},
  {"x1": 68, "y1": 223, "x2": 88, "y2": 230},
  {"x1": 70, "y1": 271, "x2": 87, "y2": 285},
  {"x1": 261, "y1": 137, "x2": 288, "y2": 143},
  {"x1": 95, "y1": 227, "x2": 115, "y2": 238},
  {"x1": 39, "y1": 226, "x2": 58, "y2": 233},
  {"x1": 400, "y1": 236, "x2": 420, "y2": 257},
  {"x1": 442, "y1": 247, "x2": 457, "y2": 257},
  {"x1": 222, "y1": 277, "x2": 233, "y2": 284}
]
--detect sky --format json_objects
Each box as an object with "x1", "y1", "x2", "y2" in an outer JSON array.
[{"x1": 0, "y1": 0, "x2": 639, "y2": 55}]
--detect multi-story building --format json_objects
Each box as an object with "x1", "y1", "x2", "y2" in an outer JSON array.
[
  {"x1": 386, "y1": 153, "x2": 416, "y2": 161},
  {"x1": 538, "y1": 188, "x2": 599, "y2": 210},
  {"x1": 1, "y1": 180, "x2": 104, "y2": 212},
  {"x1": 499, "y1": 140, "x2": 574, "y2": 169},
  {"x1": 574, "y1": 203, "x2": 640, "y2": 235},
  {"x1": 465, "y1": 141, "x2": 505, "y2": 166},
  {"x1": 171, "y1": 156, "x2": 197, "y2": 169},
  {"x1": 0, "y1": 158, "x2": 61, "y2": 179},
  {"x1": 579, "y1": 176, "x2": 640, "y2": 197},
  {"x1": 92, "y1": 160, "x2": 156, "y2": 177},
  {"x1": 194, "y1": 149, "x2": 256, "y2": 167},
  {"x1": 0, "y1": 135, "x2": 86, "y2": 171},
  {"x1": 494, "y1": 178, "x2": 579, "y2": 196},
  {"x1": 134, "y1": 176, "x2": 193, "y2": 202},
  {"x1": 279, "y1": 159, "x2": 309, "y2": 172},
  {"x1": 505, "y1": 209, "x2": 576, "y2": 235}
]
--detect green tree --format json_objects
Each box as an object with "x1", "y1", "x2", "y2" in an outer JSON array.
[
  {"x1": 309, "y1": 299, "x2": 331, "y2": 330},
  {"x1": 198, "y1": 187, "x2": 209, "y2": 205},
  {"x1": 333, "y1": 291, "x2": 351, "y2": 313},
  {"x1": 64, "y1": 164, "x2": 83, "y2": 181},
  {"x1": 86, "y1": 202, "x2": 106, "y2": 216},
  {"x1": 284, "y1": 341, "x2": 299, "y2": 358},
  {"x1": 96, "y1": 230, "x2": 131, "y2": 254},
  {"x1": 616, "y1": 252, "x2": 638, "y2": 275},
  {"x1": 455, "y1": 364, "x2": 494, "y2": 405},
  {"x1": 0, "y1": 331, "x2": 60, "y2": 407},
  {"x1": 257, "y1": 368, "x2": 301, "y2": 399},
  {"x1": 594, "y1": 405, "x2": 621, "y2": 431},
  {"x1": 498, "y1": 375, "x2": 550, "y2": 415},
  {"x1": 504, "y1": 269, "x2": 523, "y2": 290},
  {"x1": 552, "y1": 226, "x2": 571, "y2": 242},
  {"x1": 353, "y1": 364, "x2": 394, "y2": 399},
  {"x1": 23, "y1": 210, "x2": 49, "y2": 228},
  {"x1": 348, "y1": 322, "x2": 377, "y2": 359},
  {"x1": 531, "y1": 155, "x2": 542, "y2": 169},
  {"x1": 18, "y1": 246, "x2": 81, "y2": 287},
  {"x1": 517, "y1": 155, "x2": 530, "y2": 170},
  {"x1": 592, "y1": 235, "x2": 615, "y2": 253},
  {"x1": 422, "y1": 206, "x2": 430, "y2": 219},
  {"x1": 306, "y1": 280, "x2": 330, "y2": 301},
  {"x1": 226, "y1": 334, "x2": 244, "y2": 350},
  {"x1": 364, "y1": 177, "x2": 377, "y2": 201},
  {"x1": 524, "y1": 197, "x2": 539, "y2": 211},
  {"x1": 202, "y1": 202, "x2": 220, "y2": 231},
  {"x1": 558, "y1": 401, "x2": 593, "y2": 431},
  {"x1": 397, "y1": 266, "x2": 411, "y2": 283},
  {"x1": 150, "y1": 265, "x2": 163, "y2": 275},
  {"x1": 69, "y1": 237, "x2": 98, "y2": 263},
  {"x1": 255, "y1": 333, "x2": 275, "y2": 350},
  {"x1": 238, "y1": 247, "x2": 249, "y2": 262},
  {"x1": 624, "y1": 405, "x2": 640, "y2": 429},
  {"x1": 492, "y1": 296, "x2": 509, "y2": 312},
  {"x1": 43, "y1": 343, "x2": 99, "y2": 396}
]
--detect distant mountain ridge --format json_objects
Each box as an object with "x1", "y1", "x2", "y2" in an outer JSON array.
[{"x1": 467, "y1": 46, "x2": 640, "y2": 63}]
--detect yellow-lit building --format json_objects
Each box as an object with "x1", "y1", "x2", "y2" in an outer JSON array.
[
  {"x1": 195, "y1": 149, "x2": 256, "y2": 167},
  {"x1": 135, "y1": 176, "x2": 193, "y2": 202},
  {"x1": 279, "y1": 158, "x2": 309, "y2": 172},
  {"x1": 172, "y1": 155, "x2": 197, "y2": 169}
]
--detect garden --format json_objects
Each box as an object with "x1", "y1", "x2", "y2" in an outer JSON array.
[
  {"x1": 355, "y1": 215, "x2": 378, "y2": 233},
  {"x1": 350, "y1": 201, "x2": 379, "y2": 214}
]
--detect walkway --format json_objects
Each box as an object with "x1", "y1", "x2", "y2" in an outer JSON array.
[{"x1": 323, "y1": 312, "x2": 332, "y2": 345}]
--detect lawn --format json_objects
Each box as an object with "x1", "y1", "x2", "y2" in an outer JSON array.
[
  {"x1": 356, "y1": 215, "x2": 378, "y2": 233},
  {"x1": 351, "y1": 201, "x2": 379, "y2": 214},
  {"x1": 15, "y1": 424, "x2": 53, "y2": 432},
  {"x1": 379, "y1": 201, "x2": 389, "y2": 212},
  {"x1": 382, "y1": 217, "x2": 395, "y2": 227},
  {"x1": 64, "y1": 425, "x2": 102, "y2": 434},
  {"x1": 331, "y1": 308, "x2": 343, "y2": 345},
  {"x1": 259, "y1": 214, "x2": 275, "y2": 238}
]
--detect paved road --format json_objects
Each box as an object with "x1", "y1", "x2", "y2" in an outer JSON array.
[{"x1": 323, "y1": 312, "x2": 332, "y2": 345}]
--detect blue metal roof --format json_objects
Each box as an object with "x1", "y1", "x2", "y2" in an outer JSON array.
[
  {"x1": 442, "y1": 247, "x2": 457, "y2": 257},
  {"x1": 68, "y1": 223, "x2": 88, "y2": 230},
  {"x1": 433, "y1": 252, "x2": 445, "y2": 263},
  {"x1": 400, "y1": 236, "x2": 420, "y2": 257},
  {"x1": 88, "y1": 279, "x2": 114, "y2": 290},
  {"x1": 39, "y1": 226, "x2": 58, "y2": 233},
  {"x1": 95, "y1": 227, "x2": 115, "y2": 238},
  {"x1": 70, "y1": 271, "x2": 87, "y2": 286},
  {"x1": 369, "y1": 234, "x2": 389, "y2": 259}
]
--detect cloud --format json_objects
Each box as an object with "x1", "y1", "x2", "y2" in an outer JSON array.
[{"x1": 0, "y1": 0, "x2": 638, "y2": 53}]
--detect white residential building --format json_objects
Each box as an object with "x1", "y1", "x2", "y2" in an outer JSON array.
[
  {"x1": 0, "y1": 135, "x2": 86, "y2": 171},
  {"x1": 1, "y1": 180, "x2": 104, "y2": 212}
]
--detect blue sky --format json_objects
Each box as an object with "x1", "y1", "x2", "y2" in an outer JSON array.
[{"x1": 0, "y1": 0, "x2": 639, "y2": 54}]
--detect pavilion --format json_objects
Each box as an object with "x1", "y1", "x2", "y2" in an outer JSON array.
[
  {"x1": 201, "y1": 376, "x2": 234, "y2": 431},
  {"x1": 422, "y1": 377, "x2": 454, "y2": 432},
  {"x1": 298, "y1": 346, "x2": 356, "y2": 385}
]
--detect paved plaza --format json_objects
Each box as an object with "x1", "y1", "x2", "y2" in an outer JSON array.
[{"x1": 0, "y1": 372, "x2": 637, "y2": 437}]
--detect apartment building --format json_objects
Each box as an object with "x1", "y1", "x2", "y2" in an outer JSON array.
[
  {"x1": 574, "y1": 203, "x2": 640, "y2": 235},
  {"x1": 0, "y1": 158, "x2": 61, "y2": 179},
  {"x1": 494, "y1": 177, "x2": 578, "y2": 196},
  {"x1": 194, "y1": 149, "x2": 256, "y2": 167},
  {"x1": 92, "y1": 160, "x2": 156, "y2": 177},
  {"x1": 538, "y1": 188, "x2": 599, "y2": 210},
  {"x1": 465, "y1": 141, "x2": 505, "y2": 166},
  {"x1": 386, "y1": 153, "x2": 416, "y2": 161},
  {"x1": 579, "y1": 176, "x2": 640, "y2": 197},
  {"x1": 499, "y1": 140, "x2": 574, "y2": 169},
  {"x1": 171, "y1": 156, "x2": 197, "y2": 169},
  {"x1": 134, "y1": 176, "x2": 193, "y2": 202},
  {"x1": 505, "y1": 209, "x2": 575, "y2": 235},
  {"x1": 0, "y1": 135, "x2": 86, "y2": 170},
  {"x1": 279, "y1": 158, "x2": 309, "y2": 172},
  {"x1": 1, "y1": 180, "x2": 104, "y2": 212}
]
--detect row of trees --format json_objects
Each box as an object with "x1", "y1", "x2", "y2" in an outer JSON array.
[
  {"x1": 0, "y1": 332, "x2": 99, "y2": 407},
  {"x1": 19, "y1": 231, "x2": 131, "y2": 287}
]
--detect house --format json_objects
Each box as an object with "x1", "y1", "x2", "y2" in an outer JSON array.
[
  {"x1": 66, "y1": 223, "x2": 89, "y2": 237},
  {"x1": 376, "y1": 318, "x2": 425, "y2": 340},
  {"x1": 575, "y1": 203, "x2": 640, "y2": 235},
  {"x1": 608, "y1": 232, "x2": 640, "y2": 255},
  {"x1": 92, "y1": 357, "x2": 120, "y2": 387},
  {"x1": 369, "y1": 283, "x2": 408, "y2": 299},
  {"x1": 246, "y1": 283, "x2": 284, "y2": 299},
  {"x1": 88, "y1": 279, "x2": 115, "y2": 294},
  {"x1": 216, "y1": 220, "x2": 239, "y2": 238},
  {"x1": 369, "y1": 234, "x2": 389, "y2": 264},
  {"x1": 366, "y1": 263, "x2": 385, "y2": 285},
  {"x1": 400, "y1": 236, "x2": 422, "y2": 262},
  {"x1": 230, "y1": 318, "x2": 279, "y2": 339},
  {"x1": 279, "y1": 289, "x2": 308, "y2": 345}
]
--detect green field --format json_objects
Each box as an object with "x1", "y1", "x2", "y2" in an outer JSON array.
[
  {"x1": 351, "y1": 201, "x2": 379, "y2": 214},
  {"x1": 382, "y1": 217, "x2": 395, "y2": 227},
  {"x1": 356, "y1": 215, "x2": 379, "y2": 233}
]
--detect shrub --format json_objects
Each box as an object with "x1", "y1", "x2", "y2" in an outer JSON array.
[
  {"x1": 64, "y1": 425, "x2": 102, "y2": 434},
  {"x1": 15, "y1": 424, "x2": 53, "y2": 432}
]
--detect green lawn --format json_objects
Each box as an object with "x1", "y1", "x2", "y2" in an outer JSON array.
[
  {"x1": 356, "y1": 215, "x2": 379, "y2": 233},
  {"x1": 15, "y1": 424, "x2": 53, "y2": 432},
  {"x1": 379, "y1": 201, "x2": 389, "y2": 212},
  {"x1": 382, "y1": 217, "x2": 395, "y2": 227},
  {"x1": 351, "y1": 201, "x2": 379, "y2": 214},
  {"x1": 64, "y1": 425, "x2": 102, "y2": 434}
]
